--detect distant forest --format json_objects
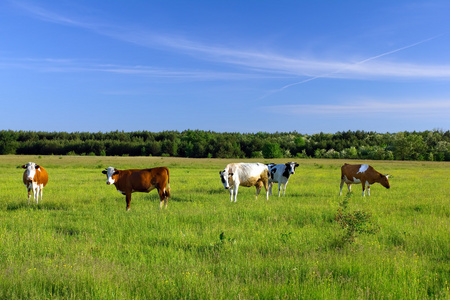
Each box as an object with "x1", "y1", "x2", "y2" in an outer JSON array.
[{"x1": 1, "y1": 129, "x2": 450, "y2": 161}]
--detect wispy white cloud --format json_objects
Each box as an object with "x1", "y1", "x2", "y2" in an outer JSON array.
[
  {"x1": 10, "y1": 1, "x2": 450, "y2": 82},
  {"x1": 0, "y1": 57, "x2": 280, "y2": 81},
  {"x1": 13, "y1": 1, "x2": 89, "y2": 27},
  {"x1": 262, "y1": 100, "x2": 450, "y2": 117}
]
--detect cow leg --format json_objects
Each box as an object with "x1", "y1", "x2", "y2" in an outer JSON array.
[
  {"x1": 27, "y1": 187, "x2": 32, "y2": 204},
  {"x1": 32, "y1": 183, "x2": 39, "y2": 204},
  {"x1": 35, "y1": 184, "x2": 44, "y2": 204},
  {"x1": 264, "y1": 181, "x2": 269, "y2": 200},
  {"x1": 163, "y1": 187, "x2": 169, "y2": 208},
  {"x1": 40, "y1": 184, "x2": 44, "y2": 202},
  {"x1": 339, "y1": 179, "x2": 344, "y2": 196},
  {"x1": 233, "y1": 186, "x2": 238, "y2": 202},
  {"x1": 367, "y1": 184, "x2": 371, "y2": 196},
  {"x1": 282, "y1": 182, "x2": 287, "y2": 196},
  {"x1": 158, "y1": 188, "x2": 168, "y2": 209},
  {"x1": 268, "y1": 182, "x2": 273, "y2": 196},
  {"x1": 277, "y1": 183, "x2": 282, "y2": 197},
  {"x1": 361, "y1": 182, "x2": 366, "y2": 197},
  {"x1": 125, "y1": 192, "x2": 132, "y2": 211},
  {"x1": 255, "y1": 186, "x2": 261, "y2": 200},
  {"x1": 35, "y1": 185, "x2": 40, "y2": 204}
]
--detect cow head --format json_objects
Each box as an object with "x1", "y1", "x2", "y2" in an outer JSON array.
[
  {"x1": 378, "y1": 174, "x2": 390, "y2": 189},
  {"x1": 286, "y1": 162, "x2": 299, "y2": 175},
  {"x1": 102, "y1": 167, "x2": 119, "y2": 185},
  {"x1": 219, "y1": 169, "x2": 233, "y2": 189},
  {"x1": 22, "y1": 162, "x2": 39, "y2": 181}
]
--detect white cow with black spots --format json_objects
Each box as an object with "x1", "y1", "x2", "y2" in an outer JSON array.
[{"x1": 267, "y1": 162, "x2": 299, "y2": 196}]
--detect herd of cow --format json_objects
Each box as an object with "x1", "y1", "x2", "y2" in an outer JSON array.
[{"x1": 21, "y1": 161, "x2": 390, "y2": 211}]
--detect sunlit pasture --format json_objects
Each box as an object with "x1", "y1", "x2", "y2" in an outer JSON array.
[{"x1": 0, "y1": 155, "x2": 449, "y2": 299}]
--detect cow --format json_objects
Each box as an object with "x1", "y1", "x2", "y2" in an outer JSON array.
[
  {"x1": 22, "y1": 162, "x2": 48, "y2": 204},
  {"x1": 219, "y1": 163, "x2": 270, "y2": 202},
  {"x1": 340, "y1": 163, "x2": 390, "y2": 196},
  {"x1": 102, "y1": 166, "x2": 170, "y2": 211},
  {"x1": 266, "y1": 162, "x2": 299, "y2": 196}
]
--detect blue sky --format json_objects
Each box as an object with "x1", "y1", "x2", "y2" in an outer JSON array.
[{"x1": 1, "y1": 0, "x2": 449, "y2": 134}]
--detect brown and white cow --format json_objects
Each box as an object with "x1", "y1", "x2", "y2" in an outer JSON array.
[
  {"x1": 22, "y1": 162, "x2": 48, "y2": 204},
  {"x1": 219, "y1": 163, "x2": 270, "y2": 202},
  {"x1": 340, "y1": 163, "x2": 390, "y2": 196},
  {"x1": 102, "y1": 166, "x2": 170, "y2": 210}
]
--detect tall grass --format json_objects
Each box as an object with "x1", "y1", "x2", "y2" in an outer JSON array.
[{"x1": 0, "y1": 155, "x2": 449, "y2": 299}]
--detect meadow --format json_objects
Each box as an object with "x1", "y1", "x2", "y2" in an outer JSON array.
[{"x1": 0, "y1": 155, "x2": 449, "y2": 299}]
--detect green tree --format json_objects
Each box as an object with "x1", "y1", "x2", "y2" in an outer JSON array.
[
  {"x1": 0, "y1": 130, "x2": 19, "y2": 154},
  {"x1": 393, "y1": 132, "x2": 426, "y2": 160},
  {"x1": 262, "y1": 143, "x2": 283, "y2": 158}
]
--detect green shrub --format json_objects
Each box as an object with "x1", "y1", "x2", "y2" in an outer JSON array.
[{"x1": 335, "y1": 193, "x2": 380, "y2": 244}]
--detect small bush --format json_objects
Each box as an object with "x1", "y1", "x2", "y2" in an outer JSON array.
[{"x1": 335, "y1": 193, "x2": 380, "y2": 244}]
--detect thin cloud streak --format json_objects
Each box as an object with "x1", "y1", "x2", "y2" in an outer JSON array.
[
  {"x1": 261, "y1": 35, "x2": 446, "y2": 99},
  {"x1": 263, "y1": 100, "x2": 450, "y2": 116},
  {"x1": 0, "y1": 57, "x2": 281, "y2": 81},
  {"x1": 13, "y1": 1, "x2": 90, "y2": 28}
]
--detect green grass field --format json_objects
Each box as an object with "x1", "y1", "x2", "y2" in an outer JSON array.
[{"x1": 0, "y1": 155, "x2": 449, "y2": 299}]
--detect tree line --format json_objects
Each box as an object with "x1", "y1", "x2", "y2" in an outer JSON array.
[{"x1": 1, "y1": 129, "x2": 449, "y2": 161}]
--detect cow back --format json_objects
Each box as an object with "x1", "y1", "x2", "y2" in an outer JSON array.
[
  {"x1": 341, "y1": 164, "x2": 368, "y2": 180},
  {"x1": 116, "y1": 167, "x2": 169, "y2": 192},
  {"x1": 341, "y1": 163, "x2": 389, "y2": 187},
  {"x1": 236, "y1": 163, "x2": 269, "y2": 187}
]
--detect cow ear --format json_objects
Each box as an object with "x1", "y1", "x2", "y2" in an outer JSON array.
[
  {"x1": 35, "y1": 165, "x2": 40, "y2": 169},
  {"x1": 295, "y1": 163, "x2": 299, "y2": 167},
  {"x1": 386, "y1": 174, "x2": 390, "y2": 178},
  {"x1": 21, "y1": 165, "x2": 26, "y2": 169},
  {"x1": 114, "y1": 170, "x2": 120, "y2": 175},
  {"x1": 102, "y1": 170, "x2": 107, "y2": 174}
]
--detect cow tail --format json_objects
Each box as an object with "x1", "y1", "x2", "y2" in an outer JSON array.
[{"x1": 165, "y1": 168, "x2": 171, "y2": 198}]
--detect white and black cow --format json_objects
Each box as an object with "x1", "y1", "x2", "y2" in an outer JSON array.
[
  {"x1": 219, "y1": 163, "x2": 270, "y2": 202},
  {"x1": 266, "y1": 162, "x2": 299, "y2": 196}
]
